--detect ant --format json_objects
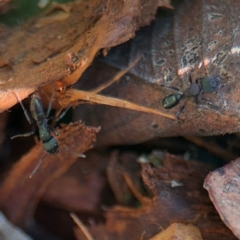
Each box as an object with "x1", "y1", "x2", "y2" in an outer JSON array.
[
  {"x1": 11, "y1": 91, "x2": 85, "y2": 178},
  {"x1": 162, "y1": 74, "x2": 222, "y2": 116}
]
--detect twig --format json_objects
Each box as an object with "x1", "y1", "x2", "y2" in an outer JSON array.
[
  {"x1": 122, "y1": 172, "x2": 152, "y2": 205},
  {"x1": 57, "y1": 54, "x2": 176, "y2": 120},
  {"x1": 70, "y1": 212, "x2": 94, "y2": 240},
  {"x1": 60, "y1": 89, "x2": 176, "y2": 119},
  {"x1": 90, "y1": 55, "x2": 141, "y2": 93},
  {"x1": 184, "y1": 136, "x2": 237, "y2": 161}
]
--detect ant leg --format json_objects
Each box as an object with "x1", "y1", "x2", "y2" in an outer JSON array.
[
  {"x1": 12, "y1": 92, "x2": 33, "y2": 124},
  {"x1": 194, "y1": 95, "x2": 199, "y2": 104},
  {"x1": 47, "y1": 105, "x2": 71, "y2": 128},
  {"x1": 176, "y1": 105, "x2": 185, "y2": 117},
  {"x1": 49, "y1": 125, "x2": 58, "y2": 136},
  {"x1": 29, "y1": 153, "x2": 48, "y2": 178},
  {"x1": 160, "y1": 85, "x2": 183, "y2": 94},
  {"x1": 29, "y1": 148, "x2": 85, "y2": 178},
  {"x1": 57, "y1": 105, "x2": 71, "y2": 121},
  {"x1": 176, "y1": 98, "x2": 188, "y2": 118},
  {"x1": 50, "y1": 105, "x2": 72, "y2": 122},
  {"x1": 199, "y1": 98, "x2": 221, "y2": 112},
  {"x1": 60, "y1": 146, "x2": 86, "y2": 158},
  {"x1": 188, "y1": 74, "x2": 193, "y2": 84},
  {"x1": 11, "y1": 125, "x2": 36, "y2": 139}
]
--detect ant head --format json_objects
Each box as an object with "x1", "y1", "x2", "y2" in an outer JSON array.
[
  {"x1": 42, "y1": 137, "x2": 59, "y2": 154},
  {"x1": 200, "y1": 76, "x2": 221, "y2": 94}
]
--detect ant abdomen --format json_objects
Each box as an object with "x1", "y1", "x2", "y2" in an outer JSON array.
[{"x1": 42, "y1": 137, "x2": 58, "y2": 154}]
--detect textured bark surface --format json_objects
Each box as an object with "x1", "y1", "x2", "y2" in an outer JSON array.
[
  {"x1": 0, "y1": 0, "x2": 160, "y2": 112},
  {"x1": 79, "y1": 153, "x2": 235, "y2": 240}
]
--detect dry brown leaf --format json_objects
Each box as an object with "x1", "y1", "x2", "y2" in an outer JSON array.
[{"x1": 41, "y1": 150, "x2": 109, "y2": 213}]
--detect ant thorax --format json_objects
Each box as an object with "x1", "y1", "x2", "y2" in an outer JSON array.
[{"x1": 185, "y1": 82, "x2": 201, "y2": 97}]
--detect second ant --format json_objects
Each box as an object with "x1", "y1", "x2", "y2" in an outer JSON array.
[{"x1": 162, "y1": 74, "x2": 222, "y2": 117}]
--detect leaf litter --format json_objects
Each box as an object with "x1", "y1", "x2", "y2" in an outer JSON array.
[{"x1": 1, "y1": 1, "x2": 240, "y2": 240}]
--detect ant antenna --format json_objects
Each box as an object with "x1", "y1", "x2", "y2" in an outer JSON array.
[
  {"x1": 29, "y1": 153, "x2": 49, "y2": 178},
  {"x1": 12, "y1": 92, "x2": 32, "y2": 124},
  {"x1": 29, "y1": 148, "x2": 85, "y2": 178},
  {"x1": 176, "y1": 104, "x2": 186, "y2": 117},
  {"x1": 46, "y1": 85, "x2": 56, "y2": 117}
]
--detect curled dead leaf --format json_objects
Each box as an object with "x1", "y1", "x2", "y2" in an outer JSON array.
[{"x1": 0, "y1": 0, "x2": 160, "y2": 112}]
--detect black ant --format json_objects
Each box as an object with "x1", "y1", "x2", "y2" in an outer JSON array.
[
  {"x1": 11, "y1": 91, "x2": 85, "y2": 178},
  {"x1": 162, "y1": 74, "x2": 222, "y2": 116}
]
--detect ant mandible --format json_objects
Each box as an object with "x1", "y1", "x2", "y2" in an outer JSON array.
[
  {"x1": 11, "y1": 91, "x2": 85, "y2": 178},
  {"x1": 162, "y1": 74, "x2": 222, "y2": 116}
]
